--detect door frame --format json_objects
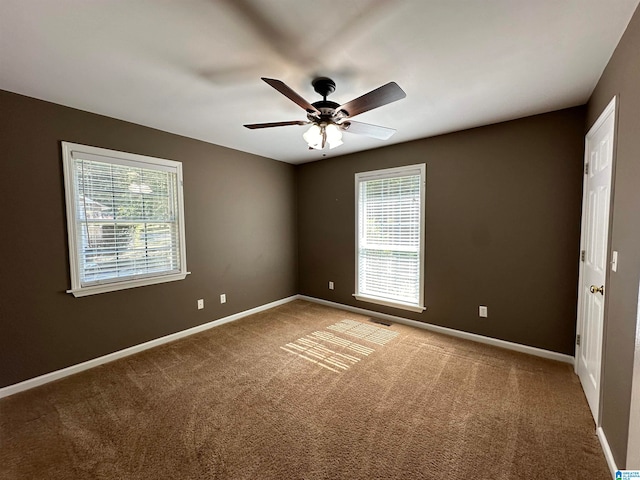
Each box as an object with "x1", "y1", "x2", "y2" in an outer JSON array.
[
  {"x1": 627, "y1": 284, "x2": 640, "y2": 468},
  {"x1": 575, "y1": 95, "x2": 617, "y2": 426}
]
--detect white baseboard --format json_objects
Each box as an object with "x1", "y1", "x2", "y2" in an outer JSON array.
[
  {"x1": 597, "y1": 427, "x2": 618, "y2": 479},
  {"x1": 0, "y1": 294, "x2": 575, "y2": 399},
  {"x1": 0, "y1": 295, "x2": 299, "y2": 399},
  {"x1": 299, "y1": 295, "x2": 575, "y2": 365}
]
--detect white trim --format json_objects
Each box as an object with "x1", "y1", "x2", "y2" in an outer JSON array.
[
  {"x1": 353, "y1": 294, "x2": 426, "y2": 313},
  {"x1": 67, "y1": 271, "x2": 191, "y2": 297},
  {"x1": 0, "y1": 295, "x2": 298, "y2": 399},
  {"x1": 300, "y1": 295, "x2": 574, "y2": 364},
  {"x1": 597, "y1": 427, "x2": 618, "y2": 479},
  {"x1": 0, "y1": 293, "x2": 576, "y2": 399},
  {"x1": 354, "y1": 163, "x2": 426, "y2": 311},
  {"x1": 627, "y1": 282, "x2": 640, "y2": 469},
  {"x1": 70, "y1": 149, "x2": 179, "y2": 172},
  {"x1": 61, "y1": 141, "x2": 189, "y2": 297}
]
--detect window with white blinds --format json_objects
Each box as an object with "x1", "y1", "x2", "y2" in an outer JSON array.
[
  {"x1": 354, "y1": 164, "x2": 426, "y2": 312},
  {"x1": 62, "y1": 142, "x2": 189, "y2": 297}
]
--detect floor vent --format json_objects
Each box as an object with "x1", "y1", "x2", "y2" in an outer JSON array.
[{"x1": 369, "y1": 318, "x2": 392, "y2": 327}]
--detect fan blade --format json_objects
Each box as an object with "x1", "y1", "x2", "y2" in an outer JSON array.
[
  {"x1": 261, "y1": 78, "x2": 320, "y2": 114},
  {"x1": 341, "y1": 121, "x2": 396, "y2": 140},
  {"x1": 336, "y1": 82, "x2": 406, "y2": 118},
  {"x1": 244, "y1": 120, "x2": 309, "y2": 129}
]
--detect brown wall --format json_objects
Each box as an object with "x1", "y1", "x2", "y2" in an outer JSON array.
[
  {"x1": 0, "y1": 90, "x2": 298, "y2": 388},
  {"x1": 587, "y1": 4, "x2": 640, "y2": 468},
  {"x1": 298, "y1": 107, "x2": 586, "y2": 355}
]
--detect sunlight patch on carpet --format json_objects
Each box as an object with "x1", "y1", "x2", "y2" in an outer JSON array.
[
  {"x1": 281, "y1": 319, "x2": 397, "y2": 373},
  {"x1": 327, "y1": 319, "x2": 398, "y2": 345}
]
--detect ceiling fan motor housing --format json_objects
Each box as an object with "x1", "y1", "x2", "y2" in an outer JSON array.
[
  {"x1": 309, "y1": 77, "x2": 342, "y2": 124},
  {"x1": 308, "y1": 100, "x2": 340, "y2": 124}
]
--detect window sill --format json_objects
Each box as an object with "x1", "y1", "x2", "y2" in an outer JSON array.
[
  {"x1": 67, "y1": 272, "x2": 191, "y2": 297},
  {"x1": 353, "y1": 294, "x2": 426, "y2": 313}
]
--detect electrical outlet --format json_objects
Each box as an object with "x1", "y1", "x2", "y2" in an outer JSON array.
[
  {"x1": 479, "y1": 306, "x2": 488, "y2": 318},
  {"x1": 329, "y1": 281, "x2": 334, "y2": 290},
  {"x1": 197, "y1": 299, "x2": 204, "y2": 310},
  {"x1": 220, "y1": 294, "x2": 226, "y2": 304}
]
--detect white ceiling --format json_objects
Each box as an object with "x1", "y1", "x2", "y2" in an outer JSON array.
[{"x1": 1, "y1": 1, "x2": 638, "y2": 164}]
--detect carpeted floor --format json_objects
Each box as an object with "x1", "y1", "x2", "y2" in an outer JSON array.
[{"x1": 0, "y1": 300, "x2": 611, "y2": 479}]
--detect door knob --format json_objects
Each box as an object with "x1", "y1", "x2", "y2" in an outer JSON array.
[{"x1": 590, "y1": 285, "x2": 604, "y2": 295}]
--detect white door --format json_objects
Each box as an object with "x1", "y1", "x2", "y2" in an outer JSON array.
[{"x1": 576, "y1": 97, "x2": 616, "y2": 422}]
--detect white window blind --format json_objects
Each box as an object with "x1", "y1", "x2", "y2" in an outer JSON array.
[
  {"x1": 62, "y1": 142, "x2": 189, "y2": 297},
  {"x1": 355, "y1": 164, "x2": 425, "y2": 312}
]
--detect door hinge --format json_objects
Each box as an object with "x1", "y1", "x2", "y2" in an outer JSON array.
[
  {"x1": 585, "y1": 163, "x2": 589, "y2": 175},
  {"x1": 581, "y1": 250, "x2": 586, "y2": 262},
  {"x1": 576, "y1": 334, "x2": 581, "y2": 346}
]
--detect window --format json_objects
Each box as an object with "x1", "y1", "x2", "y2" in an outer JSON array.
[
  {"x1": 62, "y1": 142, "x2": 189, "y2": 297},
  {"x1": 354, "y1": 164, "x2": 426, "y2": 312}
]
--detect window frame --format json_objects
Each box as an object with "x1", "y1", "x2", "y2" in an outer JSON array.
[
  {"x1": 353, "y1": 163, "x2": 426, "y2": 313},
  {"x1": 62, "y1": 141, "x2": 189, "y2": 297}
]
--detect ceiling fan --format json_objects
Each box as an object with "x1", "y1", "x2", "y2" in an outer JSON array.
[{"x1": 244, "y1": 77, "x2": 406, "y2": 150}]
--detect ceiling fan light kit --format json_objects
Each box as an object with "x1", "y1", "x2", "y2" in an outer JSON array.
[
  {"x1": 244, "y1": 76, "x2": 406, "y2": 151},
  {"x1": 303, "y1": 123, "x2": 343, "y2": 150}
]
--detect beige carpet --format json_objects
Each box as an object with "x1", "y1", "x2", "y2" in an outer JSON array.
[{"x1": 0, "y1": 300, "x2": 610, "y2": 479}]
